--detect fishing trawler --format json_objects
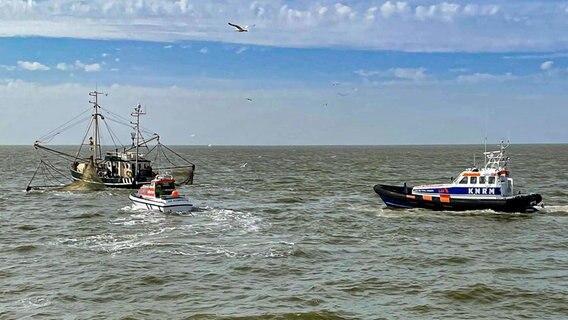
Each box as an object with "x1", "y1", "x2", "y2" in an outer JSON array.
[
  {"x1": 26, "y1": 91, "x2": 195, "y2": 191},
  {"x1": 374, "y1": 142, "x2": 542, "y2": 213},
  {"x1": 129, "y1": 174, "x2": 194, "y2": 213}
]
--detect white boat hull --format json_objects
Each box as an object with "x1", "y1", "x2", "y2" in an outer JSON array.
[{"x1": 129, "y1": 193, "x2": 194, "y2": 213}]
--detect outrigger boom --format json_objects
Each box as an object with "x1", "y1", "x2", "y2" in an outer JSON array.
[{"x1": 27, "y1": 91, "x2": 195, "y2": 191}]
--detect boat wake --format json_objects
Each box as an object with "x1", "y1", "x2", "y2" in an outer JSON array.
[{"x1": 537, "y1": 205, "x2": 568, "y2": 215}]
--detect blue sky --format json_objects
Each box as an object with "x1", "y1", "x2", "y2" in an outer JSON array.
[{"x1": 1, "y1": 0, "x2": 567, "y2": 145}]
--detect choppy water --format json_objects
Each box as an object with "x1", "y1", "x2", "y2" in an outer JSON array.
[{"x1": 1, "y1": 145, "x2": 567, "y2": 319}]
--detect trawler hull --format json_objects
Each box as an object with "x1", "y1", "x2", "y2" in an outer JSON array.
[
  {"x1": 374, "y1": 184, "x2": 542, "y2": 213},
  {"x1": 71, "y1": 169, "x2": 152, "y2": 189}
]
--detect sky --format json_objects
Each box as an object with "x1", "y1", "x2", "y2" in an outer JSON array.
[{"x1": 1, "y1": 0, "x2": 567, "y2": 145}]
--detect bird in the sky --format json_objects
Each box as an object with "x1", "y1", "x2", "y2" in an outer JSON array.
[
  {"x1": 228, "y1": 22, "x2": 248, "y2": 32},
  {"x1": 246, "y1": 98, "x2": 253, "y2": 102}
]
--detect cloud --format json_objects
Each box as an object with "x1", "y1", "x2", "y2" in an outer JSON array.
[
  {"x1": 355, "y1": 67, "x2": 427, "y2": 82},
  {"x1": 503, "y1": 52, "x2": 568, "y2": 60},
  {"x1": 56, "y1": 60, "x2": 101, "y2": 72},
  {"x1": 17, "y1": 61, "x2": 50, "y2": 71},
  {"x1": 416, "y1": 3, "x2": 460, "y2": 22},
  {"x1": 449, "y1": 67, "x2": 468, "y2": 73},
  {"x1": 541, "y1": 61, "x2": 554, "y2": 71},
  {"x1": 199, "y1": 47, "x2": 208, "y2": 54},
  {"x1": 392, "y1": 68, "x2": 427, "y2": 81},
  {"x1": 0, "y1": 65, "x2": 16, "y2": 71},
  {"x1": 0, "y1": 1, "x2": 564, "y2": 52},
  {"x1": 380, "y1": 1, "x2": 410, "y2": 19},
  {"x1": 457, "y1": 72, "x2": 517, "y2": 83},
  {"x1": 365, "y1": 7, "x2": 378, "y2": 20},
  {"x1": 335, "y1": 3, "x2": 355, "y2": 19}
]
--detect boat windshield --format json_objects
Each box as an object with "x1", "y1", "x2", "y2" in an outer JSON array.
[{"x1": 156, "y1": 181, "x2": 176, "y2": 196}]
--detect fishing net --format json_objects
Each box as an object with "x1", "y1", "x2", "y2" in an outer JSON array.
[{"x1": 57, "y1": 159, "x2": 106, "y2": 191}]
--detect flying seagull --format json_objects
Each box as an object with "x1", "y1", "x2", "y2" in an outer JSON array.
[
  {"x1": 228, "y1": 22, "x2": 248, "y2": 32},
  {"x1": 246, "y1": 98, "x2": 253, "y2": 102}
]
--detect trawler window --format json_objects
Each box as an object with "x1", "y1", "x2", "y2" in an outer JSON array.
[
  {"x1": 479, "y1": 176, "x2": 486, "y2": 184},
  {"x1": 459, "y1": 177, "x2": 468, "y2": 184},
  {"x1": 470, "y1": 177, "x2": 478, "y2": 184},
  {"x1": 488, "y1": 176, "x2": 496, "y2": 184}
]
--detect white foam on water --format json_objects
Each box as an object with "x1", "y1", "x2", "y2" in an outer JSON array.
[
  {"x1": 58, "y1": 226, "x2": 177, "y2": 254},
  {"x1": 203, "y1": 206, "x2": 265, "y2": 233},
  {"x1": 19, "y1": 296, "x2": 51, "y2": 309},
  {"x1": 538, "y1": 205, "x2": 568, "y2": 214}
]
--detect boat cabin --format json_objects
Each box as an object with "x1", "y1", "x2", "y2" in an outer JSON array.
[
  {"x1": 453, "y1": 168, "x2": 514, "y2": 197},
  {"x1": 136, "y1": 174, "x2": 178, "y2": 198},
  {"x1": 101, "y1": 151, "x2": 153, "y2": 179}
]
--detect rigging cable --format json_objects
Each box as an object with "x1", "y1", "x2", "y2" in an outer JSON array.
[{"x1": 37, "y1": 108, "x2": 92, "y2": 142}]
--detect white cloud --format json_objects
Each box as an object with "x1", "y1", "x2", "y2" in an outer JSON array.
[
  {"x1": 416, "y1": 3, "x2": 460, "y2": 22},
  {"x1": 457, "y1": 72, "x2": 516, "y2": 83},
  {"x1": 392, "y1": 68, "x2": 427, "y2": 81},
  {"x1": 199, "y1": 47, "x2": 208, "y2": 54},
  {"x1": 0, "y1": 65, "x2": 16, "y2": 71},
  {"x1": 503, "y1": 52, "x2": 568, "y2": 60},
  {"x1": 17, "y1": 61, "x2": 50, "y2": 71},
  {"x1": 365, "y1": 7, "x2": 378, "y2": 20},
  {"x1": 56, "y1": 63, "x2": 70, "y2": 71},
  {"x1": 449, "y1": 67, "x2": 468, "y2": 73},
  {"x1": 463, "y1": 4, "x2": 499, "y2": 17},
  {"x1": 335, "y1": 3, "x2": 355, "y2": 19},
  {"x1": 541, "y1": 61, "x2": 554, "y2": 71},
  {"x1": 355, "y1": 68, "x2": 427, "y2": 81},
  {"x1": 56, "y1": 60, "x2": 101, "y2": 72},
  {"x1": 77, "y1": 61, "x2": 101, "y2": 72},
  {"x1": 250, "y1": 1, "x2": 265, "y2": 17},
  {"x1": 0, "y1": 1, "x2": 563, "y2": 52},
  {"x1": 380, "y1": 1, "x2": 410, "y2": 19}
]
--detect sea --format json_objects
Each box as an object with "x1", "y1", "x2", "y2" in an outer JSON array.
[{"x1": 1, "y1": 144, "x2": 567, "y2": 319}]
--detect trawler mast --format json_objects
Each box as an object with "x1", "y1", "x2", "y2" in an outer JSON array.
[
  {"x1": 131, "y1": 104, "x2": 145, "y2": 180},
  {"x1": 87, "y1": 90, "x2": 106, "y2": 162}
]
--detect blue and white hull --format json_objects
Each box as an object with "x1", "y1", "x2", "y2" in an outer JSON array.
[{"x1": 374, "y1": 184, "x2": 542, "y2": 213}]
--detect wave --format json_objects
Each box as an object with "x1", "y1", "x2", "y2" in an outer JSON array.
[{"x1": 184, "y1": 310, "x2": 354, "y2": 320}]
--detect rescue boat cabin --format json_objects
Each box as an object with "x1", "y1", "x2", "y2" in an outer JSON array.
[
  {"x1": 413, "y1": 147, "x2": 515, "y2": 198},
  {"x1": 136, "y1": 175, "x2": 179, "y2": 199}
]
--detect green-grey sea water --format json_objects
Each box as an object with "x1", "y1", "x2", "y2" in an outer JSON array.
[{"x1": 1, "y1": 145, "x2": 567, "y2": 319}]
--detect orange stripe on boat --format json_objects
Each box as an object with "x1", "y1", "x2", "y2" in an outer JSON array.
[
  {"x1": 406, "y1": 195, "x2": 416, "y2": 199},
  {"x1": 440, "y1": 195, "x2": 451, "y2": 203},
  {"x1": 423, "y1": 195, "x2": 432, "y2": 201},
  {"x1": 463, "y1": 172, "x2": 480, "y2": 177}
]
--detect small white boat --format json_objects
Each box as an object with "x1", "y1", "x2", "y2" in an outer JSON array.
[{"x1": 129, "y1": 174, "x2": 193, "y2": 213}]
